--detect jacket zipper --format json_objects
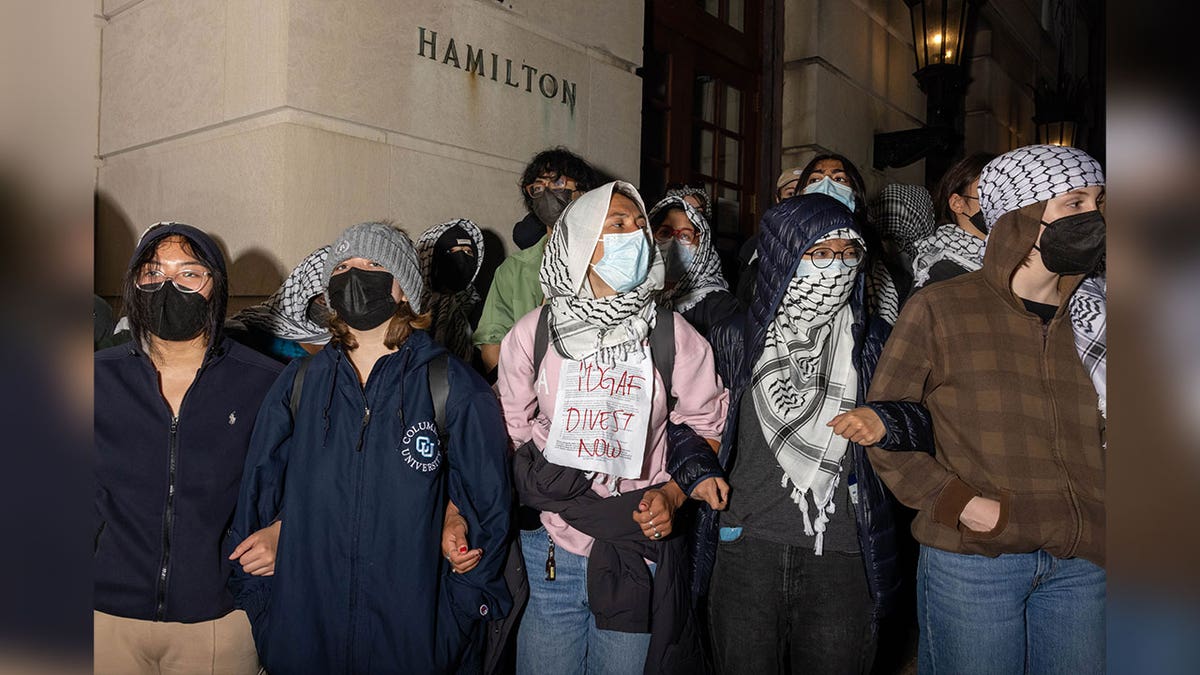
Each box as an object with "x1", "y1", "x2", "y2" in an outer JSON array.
[
  {"x1": 1039, "y1": 317, "x2": 1084, "y2": 556},
  {"x1": 149, "y1": 353, "x2": 209, "y2": 622},
  {"x1": 155, "y1": 415, "x2": 181, "y2": 620},
  {"x1": 347, "y1": 389, "x2": 371, "y2": 670}
]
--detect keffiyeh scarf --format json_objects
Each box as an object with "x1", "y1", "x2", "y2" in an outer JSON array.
[
  {"x1": 865, "y1": 259, "x2": 900, "y2": 325},
  {"x1": 751, "y1": 228, "x2": 861, "y2": 555},
  {"x1": 1071, "y1": 273, "x2": 1106, "y2": 418},
  {"x1": 647, "y1": 196, "x2": 730, "y2": 313},
  {"x1": 978, "y1": 144, "x2": 1105, "y2": 230},
  {"x1": 911, "y1": 223, "x2": 986, "y2": 289},
  {"x1": 873, "y1": 184, "x2": 936, "y2": 257},
  {"x1": 417, "y1": 219, "x2": 485, "y2": 361},
  {"x1": 539, "y1": 181, "x2": 666, "y2": 365},
  {"x1": 231, "y1": 246, "x2": 331, "y2": 344}
]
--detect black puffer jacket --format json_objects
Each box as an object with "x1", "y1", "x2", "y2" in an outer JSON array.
[{"x1": 696, "y1": 194, "x2": 933, "y2": 620}]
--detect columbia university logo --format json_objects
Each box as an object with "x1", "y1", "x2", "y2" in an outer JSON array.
[{"x1": 400, "y1": 421, "x2": 441, "y2": 473}]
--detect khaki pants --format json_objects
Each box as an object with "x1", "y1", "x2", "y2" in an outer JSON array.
[{"x1": 94, "y1": 610, "x2": 261, "y2": 675}]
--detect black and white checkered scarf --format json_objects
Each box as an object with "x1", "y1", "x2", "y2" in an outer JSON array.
[
  {"x1": 980, "y1": 145, "x2": 1107, "y2": 414},
  {"x1": 751, "y1": 228, "x2": 861, "y2": 555},
  {"x1": 539, "y1": 181, "x2": 665, "y2": 364},
  {"x1": 911, "y1": 223, "x2": 986, "y2": 289},
  {"x1": 873, "y1": 183, "x2": 937, "y2": 257},
  {"x1": 417, "y1": 219, "x2": 485, "y2": 361},
  {"x1": 647, "y1": 196, "x2": 730, "y2": 313},
  {"x1": 231, "y1": 246, "x2": 331, "y2": 344}
]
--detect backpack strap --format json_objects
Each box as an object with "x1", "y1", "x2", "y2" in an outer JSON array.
[
  {"x1": 289, "y1": 355, "x2": 313, "y2": 419},
  {"x1": 532, "y1": 305, "x2": 551, "y2": 376},
  {"x1": 428, "y1": 352, "x2": 451, "y2": 445},
  {"x1": 651, "y1": 306, "x2": 676, "y2": 411}
]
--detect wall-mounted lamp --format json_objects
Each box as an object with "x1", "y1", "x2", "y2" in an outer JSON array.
[{"x1": 873, "y1": 0, "x2": 984, "y2": 183}]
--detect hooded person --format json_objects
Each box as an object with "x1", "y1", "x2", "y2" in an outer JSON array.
[
  {"x1": 662, "y1": 182, "x2": 714, "y2": 221},
  {"x1": 648, "y1": 195, "x2": 741, "y2": 337},
  {"x1": 227, "y1": 246, "x2": 332, "y2": 361},
  {"x1": 418, "y1": 219, "x2": 486, "y2": 363},
  {"x1": 227, "y1": 221, "x2": 513, "y2": 674},
  {"x1": 496, "y1": 181, "x2": 729, "y2": 675},
  {"x1": 94, "y1": 222, "x2": 285, "y2": 674},
  {"x1": 700, "y1": 194, "x2": 924, "y2": 674},
  {"x1": 872, "y1": 183, "x2": 936, "y2": 297},
  {"x1": 862, "y1": 145, "x2": 1106, "y2": 674}
]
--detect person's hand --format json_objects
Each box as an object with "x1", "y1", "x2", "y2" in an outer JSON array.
[
  {"x1": 632, "y1": 482, "x2": 687, "y2": 540},
  {"x1": 959, "y1": 496, "x2": 1001, "y2": 532},
  {"x1": 443, "y1": 506, "x2": 482, "y2": 574},
  {"x1": 690, "y1": 476, "x2": 730, "y2": 511},
  {"x1": 229, "y1": 520, "x2": 281, "y2": 576},
  {"x1": 827, "y1": 407, "x2": 886, "y2": 446}
]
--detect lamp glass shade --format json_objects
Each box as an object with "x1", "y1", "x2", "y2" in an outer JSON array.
[
  {"x1": 907, "y1": 0, "x2": 971, "y2": 71},
  {"x1": 1037, "y1": 120, "x2": 1078, "y2": 147}
]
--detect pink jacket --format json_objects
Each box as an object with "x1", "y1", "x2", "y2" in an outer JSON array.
[{"x1": 497, "y1": 308, "x2": 728, "y2": 556}]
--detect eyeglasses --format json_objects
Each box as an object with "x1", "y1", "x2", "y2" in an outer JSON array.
[
  {"x1": 803, "y1": 246, "x2": 863, "y2": 268},
  {"x1": 136, "y1": 267, "x2": 213, "y2": 293},
  {"x1": 653, "y1": 225, "x2": 697, "y2": 246},
  {"x1": 524, "y1": 174, "x2": 575, "y2": 198}
]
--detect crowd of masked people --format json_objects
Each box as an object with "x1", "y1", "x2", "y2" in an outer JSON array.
[{"x1": 93, "y1": 143, "x2": 1107, "y2": 675}]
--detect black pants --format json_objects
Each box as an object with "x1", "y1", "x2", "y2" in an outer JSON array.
[{"x1": 708, "y1": 534, "x2": 876, "y2": 675}]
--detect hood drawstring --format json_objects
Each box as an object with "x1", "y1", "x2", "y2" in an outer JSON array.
[{"x1": 321, "y1": 351, "x2": 340, "y2": 447}]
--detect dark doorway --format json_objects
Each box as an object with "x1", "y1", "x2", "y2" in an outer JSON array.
[{"x1": 640, "y1": 0, "x2": 772, "y2": 282}]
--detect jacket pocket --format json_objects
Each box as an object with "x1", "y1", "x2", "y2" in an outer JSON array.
[
  {"x1": 958, "y1": 490, "x2": 1074, "y2": 557},
  {"x1": 959, "y1": 489, "x2": 1011, "y2": 542}
]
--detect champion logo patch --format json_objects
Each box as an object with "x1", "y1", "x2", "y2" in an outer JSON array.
[
  {"x1": 335, "y1": 240, "x2": 350, "y2": 254},
  {"x1": 400, "y1": 421, "x2": 441, "y2": 473}
]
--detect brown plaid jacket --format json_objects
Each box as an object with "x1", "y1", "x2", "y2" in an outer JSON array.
[{"x1": 867, "y1": 203, "x2": 1105, "y2": 566}]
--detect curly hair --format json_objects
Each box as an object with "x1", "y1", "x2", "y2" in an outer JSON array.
[{"x1": 519, "y1": 147, "x2": 601, "y2": 211}]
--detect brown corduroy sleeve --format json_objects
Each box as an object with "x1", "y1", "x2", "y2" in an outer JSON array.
[{"x1": 867, "y1": 295, "x2": 977, "y2": 525}]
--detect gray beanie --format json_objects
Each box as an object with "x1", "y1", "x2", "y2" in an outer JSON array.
[{"x1": 324, "y1": 221, "x2": 426, "y2": 314}]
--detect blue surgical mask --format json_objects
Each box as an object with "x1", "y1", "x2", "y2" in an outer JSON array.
[
  {"x1": 794, "y1": 258, "x2": 858, "y2": 279},
  {"x1": 802, "y1": 176, "x2": 857, "y2": 212},
  {"x1": 592, "y1": 230, "x2": 650, "y2": 293}
]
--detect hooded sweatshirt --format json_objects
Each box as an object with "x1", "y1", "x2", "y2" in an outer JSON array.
[
  {"x1": 418, "y1": 219, "x2": 486, "y2": 361},
  {"x1": 497, "y1": 181, "x2": 728, "y2": 558},
  {"x1": 866, "y1": 198, "x2": 1105, "y2": 566}
]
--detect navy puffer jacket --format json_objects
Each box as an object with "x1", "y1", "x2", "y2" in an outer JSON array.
[{"x1": 697, "y1": 194, "x2": 932, "y2": 620}]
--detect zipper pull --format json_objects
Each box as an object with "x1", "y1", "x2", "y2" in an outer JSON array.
[
  {"x1": 170, "y1": 416, "x2": 179, "y2": 433},
  {"x1": 356, "y1": 407, "x2": 371, "y2": 452},
  {"x1": 545, "y1": 538, "x2": 556, "y2": 581}
]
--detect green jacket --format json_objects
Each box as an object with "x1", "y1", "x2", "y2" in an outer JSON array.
[{"x1": 473, "y1": 234, "x2": 546, "y2": 346}]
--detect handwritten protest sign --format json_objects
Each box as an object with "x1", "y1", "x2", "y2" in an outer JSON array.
[{"x1": 543, "y1": 348, "x2": 654, "y2": 479}]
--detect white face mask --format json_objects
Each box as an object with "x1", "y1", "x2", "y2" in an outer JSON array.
[
  {"x1": 802, "y1": 176, "x2": 857, "y2": 212},
  {"x1": 658, "y1": 238, "x2": 697, "y2": 284}
]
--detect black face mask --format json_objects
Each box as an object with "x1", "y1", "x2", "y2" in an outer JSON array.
[
  {"x1": 306, "y1": 297, "x2": 332, "y2": 326},
  {"x1": 433, "y1": 251, "x2": 477, "y2": 293},
  {"x1": 968, "y1": 209, "x2": 989, "y2": 235},
  {"x1": 1037, "y1": 210, "x2": 1106, "y2": 275},
  {"x1": 327, "y1": 268, "x2": 398, "y2": 331},
  {"x1": 530, "y1": 188, "x2": 572, "y2": 228},
  {"x1": 146, "y1": 284, "x2": 209, "y2": 341}
]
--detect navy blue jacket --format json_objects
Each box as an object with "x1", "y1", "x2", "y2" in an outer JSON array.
[
  {"x1": 700, "y1": 194, "x2": 932, "y2": 619},
  {"x1": 94, "y1": 337, "x2": 284, "y2": 623},
  {"x1": 227, "y1": 330, "x2": 512, "y2": 674}
]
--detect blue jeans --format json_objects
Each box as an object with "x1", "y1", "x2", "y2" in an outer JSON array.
[
  {"x1": 516, "y1": 527, "x2": 652, "y2": 675},
  {"x1": 917, "y1": 545, "x2": 1105, "y2": 674}
]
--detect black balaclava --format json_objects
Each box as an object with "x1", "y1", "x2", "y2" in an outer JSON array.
[{"x1": 431, "y1": 225, "x2": 478, "y2": 294}]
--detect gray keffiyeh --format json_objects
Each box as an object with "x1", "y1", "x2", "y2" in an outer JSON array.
[
  {"x1": 751, "y1": 228, "x2": 862, "y2": 555},
  {"x1": 873, "y1": 184, "x2": 937, "y2": 258},
  {"x1": 417, "y1": 219, "x2": 485, "y2": 361},
  {"x1": 911, "y1": 223, "x2": 986, "y2": 289},
  {"x1": 647, "y1": 196, "x2": 730, "y2": 313},
  {"x1": 539, "y1": 181, "x2": 665, "y2": 365},
  {"x1": 230, "y1": 246, "x2": 331, "y2": 344}
]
